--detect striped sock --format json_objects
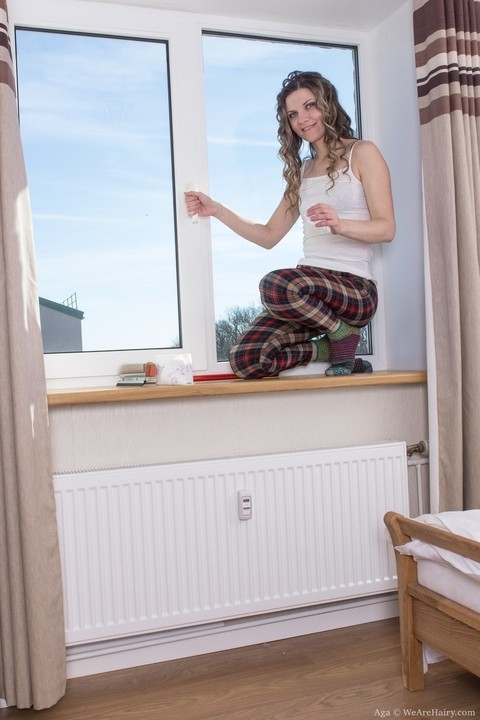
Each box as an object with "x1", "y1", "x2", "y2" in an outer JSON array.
[
  {"x1": 311, "y1": 336, "x2": 372, "y2": 375},
  {"x1": 326, "y1": 322, "x2": 360, "y2": 374},
  {"x1": 310, "y1": 336, "x2": 329, "y2": 362}
]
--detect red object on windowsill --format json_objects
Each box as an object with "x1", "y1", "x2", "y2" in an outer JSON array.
[{"x1": 193, "y1": 373, "x2": 238, "y2": 382}]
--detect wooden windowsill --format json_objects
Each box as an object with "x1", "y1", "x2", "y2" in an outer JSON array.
[{"x1": 47, "y1": 370, "x2": 427, "y2": 407}]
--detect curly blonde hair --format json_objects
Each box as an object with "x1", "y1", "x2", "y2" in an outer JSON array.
[{"x1": 276, "y1": 71, "x2": 356, "y2": 212}]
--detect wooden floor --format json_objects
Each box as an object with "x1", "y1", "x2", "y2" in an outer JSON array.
[{"x1": 2, "y1": 618, "x2": 480, "y2": 719}]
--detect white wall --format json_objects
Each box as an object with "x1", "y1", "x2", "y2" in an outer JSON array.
[
  {"x1": 369, "y1": 1, "x2": 426, "y2": 370},
  {"x1": 49, "y1": 384, "x2": 427, "y2": 472}
]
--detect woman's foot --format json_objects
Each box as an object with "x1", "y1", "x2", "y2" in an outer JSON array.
[
  {"x1": 311, "y1": 334, "x2": 372, "y2": 375},
  {"x1": 325, "y1": 358, "x2": 372, "y2": 376}
]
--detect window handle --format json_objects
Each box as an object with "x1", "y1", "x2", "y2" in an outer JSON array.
[{"x1": 185, "y1": 183, "x2": 198, "y2": 224}]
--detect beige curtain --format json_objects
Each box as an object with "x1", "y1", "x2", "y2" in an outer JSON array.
[
  {"x1": 0, "y1": 0, "x2": 66, "y2": 709},
  {"x1": 414, "y1": 0, "x2": 480, "y2": 510}
]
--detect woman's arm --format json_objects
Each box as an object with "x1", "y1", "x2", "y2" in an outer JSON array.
[
  {"x1": 306, "y1": 140, "x2": 396, "y2": 244},
  {"x1": 184, "y1": 190, "x2": 299, "y2": 250}
]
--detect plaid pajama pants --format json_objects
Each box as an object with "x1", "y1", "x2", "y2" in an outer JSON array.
[{"x1": 229, "y1": 266, "x2": 378, "y2": 379}]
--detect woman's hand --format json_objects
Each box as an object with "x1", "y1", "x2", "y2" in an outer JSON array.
[
  {"x1": 184, "y1": 189, "x2": 219, "y2": 219},
  {"x1": 306, "y1": 203, "x2": 341, "y2": 233}
]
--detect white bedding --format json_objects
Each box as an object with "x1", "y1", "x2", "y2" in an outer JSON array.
[
  {"x1": 394, "y1": 510, "x2": 480, "y2": 669},
  {"x1": 416, "y1": 558, "x2": 480, "y2": 611},
  {"x1": 395, "y1": 510, "x2": 480, "y2": 576}
]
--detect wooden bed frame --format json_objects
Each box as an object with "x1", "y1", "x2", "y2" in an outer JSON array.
[{"x1": 384, "y1": 511, "x2": 480, "y2": 690}]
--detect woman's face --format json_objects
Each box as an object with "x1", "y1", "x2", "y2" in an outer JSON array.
[{"x1": 285, "y1": 87, "x2": 325, "y2": 143}]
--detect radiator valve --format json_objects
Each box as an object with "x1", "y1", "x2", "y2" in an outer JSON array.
[{"x1": 406, "y1": 440, "x2": 429, "y2": 457}]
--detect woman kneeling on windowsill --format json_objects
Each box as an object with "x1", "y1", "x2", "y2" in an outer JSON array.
[{"x1": 185, "y1": 70, "x2": 395, "y2": 379}]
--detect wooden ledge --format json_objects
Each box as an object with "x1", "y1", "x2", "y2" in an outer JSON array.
[{"x1": 47, "y1": 370, "x2": 426, "y2": 407}]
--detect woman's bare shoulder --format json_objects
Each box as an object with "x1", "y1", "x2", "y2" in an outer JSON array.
[
  {"x1": 350, "y1": 139, "x2": 389, "y2": 175},
  {"x1": 351, "y1": 139, "x2": 382, "y2": 157}
]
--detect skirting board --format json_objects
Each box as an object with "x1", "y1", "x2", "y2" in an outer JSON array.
[{"x1": 65, "y1": 593, "x2": 399, "y2": 679}]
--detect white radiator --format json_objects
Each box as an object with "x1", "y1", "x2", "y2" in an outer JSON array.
[{"x1": 54, "y1": 442, "x2": 409, "y2": 646}]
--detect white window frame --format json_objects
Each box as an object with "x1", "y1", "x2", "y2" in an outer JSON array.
[{"x1": 10, "y1": 0, "x2": 387, "y2": 389}]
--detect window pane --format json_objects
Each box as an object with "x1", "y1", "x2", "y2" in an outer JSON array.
[
  {"x1": 202, "y1": 34, "x2": 370, "y2": 361},
  {"x1": 16, "y1": 29, "x2": 179, "y2": 353}
]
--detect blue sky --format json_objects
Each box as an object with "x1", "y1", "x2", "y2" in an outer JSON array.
[{"x1": 16, "y1": 29, "x2": 357, "y2": 353}]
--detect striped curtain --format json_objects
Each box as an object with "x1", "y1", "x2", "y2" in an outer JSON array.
[
  {"x1": 0, "y1": 0, "x2": 66, "y2": 709},
  {"x1": 414, "y1": 0, "x2": 480, "y2": 509}
]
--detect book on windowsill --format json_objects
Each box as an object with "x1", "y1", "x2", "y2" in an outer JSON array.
[{"x1": 116, "y1": 372, "x2": 146, "y2": 386}]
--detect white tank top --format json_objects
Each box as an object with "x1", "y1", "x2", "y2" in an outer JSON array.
[{"x1": 297, "y1": 143, "x2": 374, "y2": 280}]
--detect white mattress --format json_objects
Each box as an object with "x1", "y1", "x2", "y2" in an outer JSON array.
[
  {"x1": 395, "y1": 510, "x2": 480, "y2": 578},
  {"x1": 416, "y1": 558, "x2": 480, "y2": 612},
  {"x1": 394, "y1": 511, "x2": 480, "y2": 668}
]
